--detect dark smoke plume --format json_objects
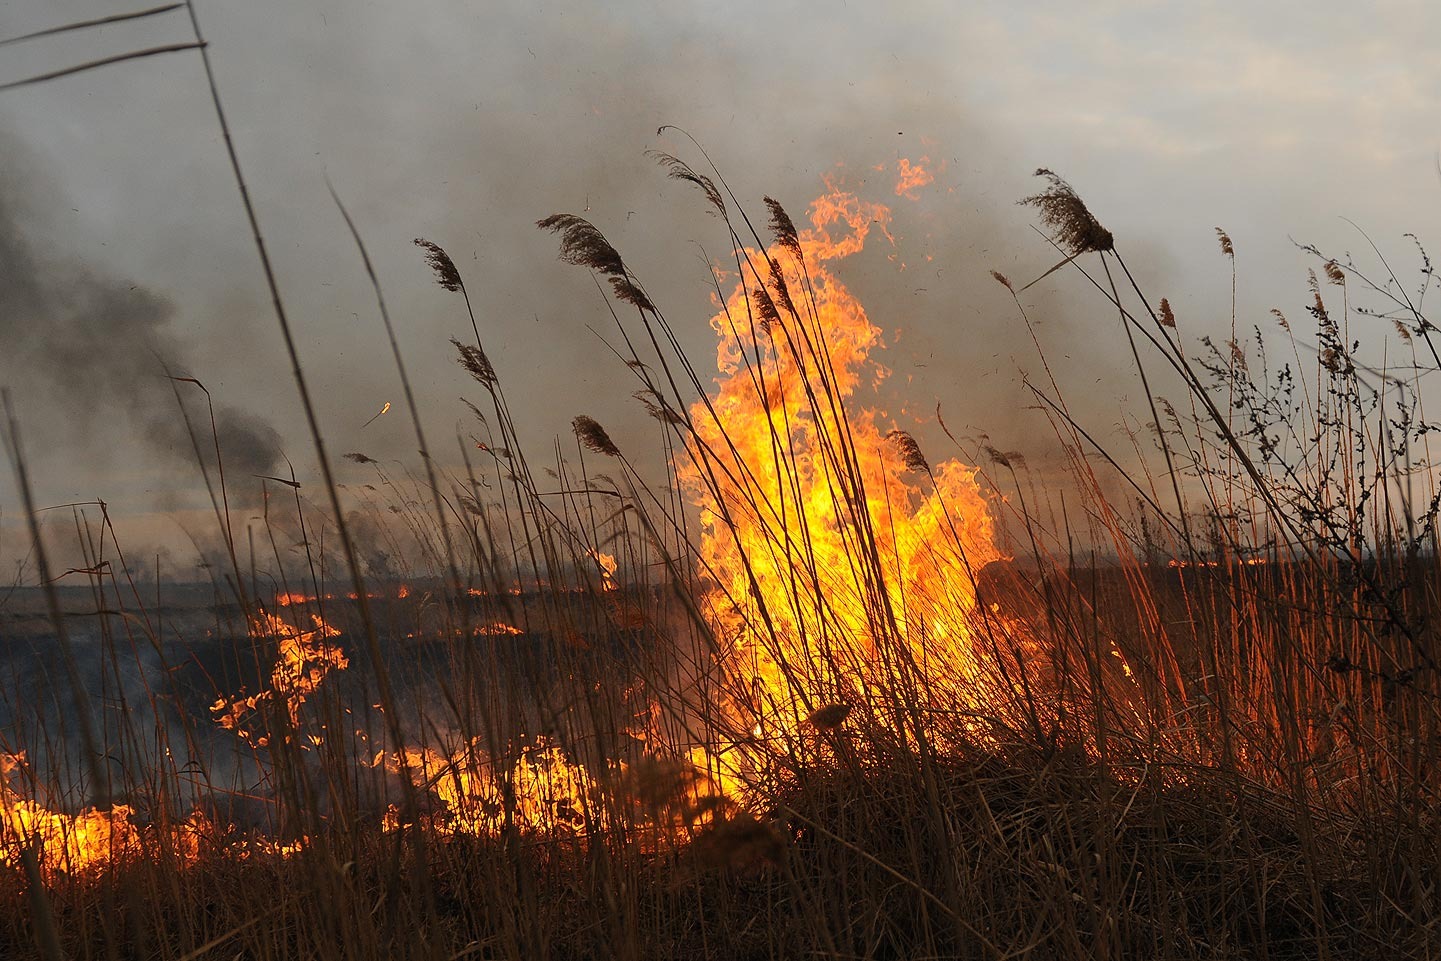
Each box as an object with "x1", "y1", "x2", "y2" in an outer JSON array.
[{"x1": 0, "y1": 145, "x2": 282, "y2": 499}]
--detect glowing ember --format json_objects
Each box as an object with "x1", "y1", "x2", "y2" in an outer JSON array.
[{"x1": 361, "y1": 400, "x2": 391, "y2": 429}]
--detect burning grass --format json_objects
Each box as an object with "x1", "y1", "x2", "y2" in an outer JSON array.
[{"x1": 3, "y1": 150, "x2": 1441, "y2": 960}]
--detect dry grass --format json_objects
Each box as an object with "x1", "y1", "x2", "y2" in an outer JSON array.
[{"x1": 3, "y1": 137, "x2": 1441, "y2": 961}]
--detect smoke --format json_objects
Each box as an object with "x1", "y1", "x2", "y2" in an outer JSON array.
[
  {"x1": 0, "y1": 134, "x2": 284, "y2": 502},
  {"x1": 0, "y1": 3, "x2": 1197, "y2": 569}
]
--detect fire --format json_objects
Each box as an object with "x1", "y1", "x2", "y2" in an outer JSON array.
[
  {"x1": 588, "y1": 549, "x2": 619, "y2": 591},
  {"x1": 380, "y1": 738, "x2": 732, "y2": 850},
  {"x1": 0, "y1": 754, "x2": 140, "y2": 876},
  {"x1": 683, "y1": 181, "x2": 999, "y2": 752},
  {"x1": 2, "y1": 176, "x2": 1006, "y2": 884},
  {"x1": 212, "y1": 609, "x2": 348, "y2": 746},
  {"x1": 1166, "y1": 557, "x2": 1269, "y2": 569},
  {"x1": 361, "y1": 400, "x2": 391, "y2": 429},
  {"x1": 894, "y1": 157, "x2": 934, "y2": 199},
  {"x1": 381, "y1": 736, "x2": 601, "y2": 836},
  {"x1": 475, "y1": 621, "x2": 524, "y2": 636}
]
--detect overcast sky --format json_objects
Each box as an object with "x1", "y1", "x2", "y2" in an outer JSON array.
[{"x1": 1, "y1": 1, "x2": 1438, "y2": 576}]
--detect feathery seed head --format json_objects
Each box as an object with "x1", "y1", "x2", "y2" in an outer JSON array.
[
  {"x1": 634, "y1": 389, "x2": 684, "y2": 424},
  {"x1": 452, "y1": 338, "x2": 496, "y2": 386},
  {"x1": 887, "y1": 430, "x2": 930, "y2": 473},
  {"x1": 537, "y1": 214, "x2": 625, "y2": 274},
  {"x1": 1020, "y1": 169, "x2": 1113, "y2": 254},
  {"x1": 537, "y1": 213, "x2": 653, "y2": 311},
  {"x1": 769, "y1": 258, "x2": 796, "y2": 317},
  {"x1": 649, "y1": 151, "x2": 725, "y2": 216},
  {"x1": 573, "y1": 415, "x2": 621, "y2": 457},
  {"x1": 461, "y1": 398, "x2": 487, "y2": 424},
  {"x1": 984, "y1": 445, "x2": 1015, "y2": 469},
  {"x1": 764, "y1": 196, "x2": 802, "y2": 257},
  {"x1": 753, "y1": 285, "x2": 782, "y2": 330},
  {"x1": 414, "y1": 238, "x2": 463, "y2": 292}
]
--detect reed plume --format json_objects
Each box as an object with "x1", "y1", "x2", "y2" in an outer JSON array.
[
  {"x1": 649, "y1": 151, "x2": 725, "y2": 216},
  {"x1": 1215, "y1": 227, "x2": 1234, "y2": 258},
  {"x1": 768, "y1": 258, "x2": 796, "y2": 316},
  {"x1": 572, "y1": 415, "x2": 621, "y2": 457},
  {"x1": 414, "y1": 238, "x2": 463, "y2": 292},
  {"x1": 753, "y1": 285, "x2": 782, "y2": 329},
  {"x1": 452, "y1": 338, "x2": 496, "y2": 387},
  {"x1": 1019, "y1": 169, "x2": 1113, "y2": 254},
  {"x1": 634, "y1": 389, "x2": 684, "y2": 424},
  {"x1": 764, "y1": 196, "x2": 802, "y2": 257},
  {"x1": 887, "y1": 429, "x2": 930, "y2": 474},
  {"x1": 537, "y1": 213, "x2": 654, "y2": 311},
  {"x1": 1158, "y1": 298, "x2": 1176, "y2": 328}
]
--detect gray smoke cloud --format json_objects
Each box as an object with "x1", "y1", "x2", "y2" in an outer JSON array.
[{"x1": 0, "y1": 135, "x2": 283, "y2": 502}]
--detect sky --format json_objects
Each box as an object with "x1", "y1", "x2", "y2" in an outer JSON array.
[{"x1": 0, "y1": 0, "x2": 1438, "y2": 578}]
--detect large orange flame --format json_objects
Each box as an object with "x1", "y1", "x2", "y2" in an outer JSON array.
[{"x1": 684, "y1": 182, "x2": 999, "y2": 750}]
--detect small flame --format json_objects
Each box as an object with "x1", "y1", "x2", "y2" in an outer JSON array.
[
  {"x1": 212, "y1": 610, "x2": 348, "y2": 746},
  {"x1": 360, "y1": 401, "x2": 392, "y2": 429},
  {"x1": 894, "y1": 157, "x2": 934, "y2": 199},
  {"x1": 588, "y1": 549, "x2": 619, "y2": 592}
]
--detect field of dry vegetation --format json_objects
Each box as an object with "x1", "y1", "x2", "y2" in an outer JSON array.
[{"x1": 4, "y1": 11, "x2": 1441, "y2": 960}]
